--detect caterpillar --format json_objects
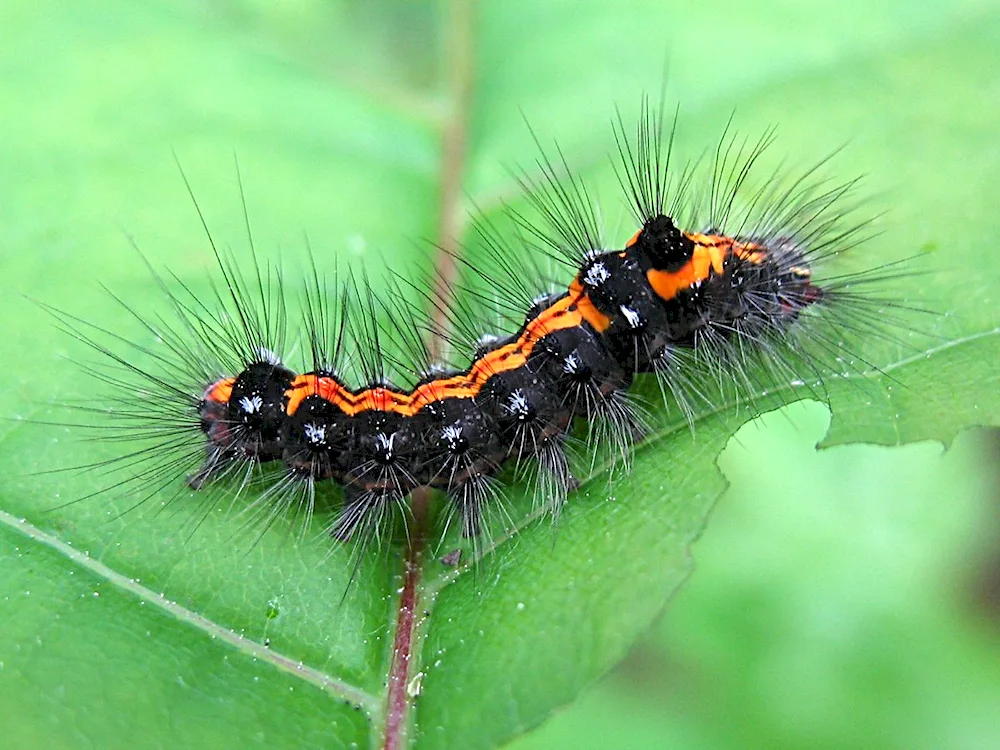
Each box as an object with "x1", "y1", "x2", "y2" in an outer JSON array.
[{"x1": 47, "y1": 99, "x2": 900, "y2": 559}]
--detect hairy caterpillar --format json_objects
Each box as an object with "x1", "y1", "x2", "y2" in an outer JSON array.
[{"x1": 45, "y1": 99, "x2": 903, "y2": 559}]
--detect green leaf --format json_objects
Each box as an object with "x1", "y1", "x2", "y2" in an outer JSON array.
[
  {"x1": 504, "y1": 405, "x2": 1000, "y2": 750},
  {"x1": 1, "y1": 2, "x2": 998, "y2": 749}
]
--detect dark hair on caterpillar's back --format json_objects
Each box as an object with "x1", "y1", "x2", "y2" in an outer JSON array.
[{"x1": 40, "y1": 95, "x2": 918, "y2": 571}]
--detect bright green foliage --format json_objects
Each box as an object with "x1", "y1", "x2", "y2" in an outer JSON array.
[{"x1": 1, "y1": 2, "x2": 998, "y2": 749}]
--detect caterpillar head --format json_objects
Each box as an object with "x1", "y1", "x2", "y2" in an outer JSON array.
[{"x1": 629, "y1": 214, "x2": 694, "y2": 272}]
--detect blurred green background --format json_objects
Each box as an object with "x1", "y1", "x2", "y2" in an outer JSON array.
[
  {"x1": 1, "y1": 1, "x2": 998, "y2": 748},
  {"x1": 510, "y1": 404, "x2": 1000, "y2": 750}
]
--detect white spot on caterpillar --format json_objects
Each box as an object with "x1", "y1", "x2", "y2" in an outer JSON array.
[
  {"x1": 256, "y1": 347, "x2": 282, "y2": 365},
  {"x1": 441, "y1": 424, "x2": 465, "y2": 451},
  {"x1": 620, "y1": 305, "x2": 642, "y2": 329},
  {"x1": 583, "y1": 262, "x2": 610, "y2": 287},
  {"x1": 506, "y1": 389, "x2": 531, "y2": 419},
  {"x1": 239, "y1": 395, "x2": 264, "y2": 414},
  {"x1": 375, "y1": 432, "x2": 395, "y2": 460},
  {"x1": 303, "y1": 422, "x2": 326, "y2": 445},
  {"x1": 563, "y1": 352, "x2": 581, "y2": 374}
]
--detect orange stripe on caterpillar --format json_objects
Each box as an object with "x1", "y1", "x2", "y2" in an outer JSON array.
[
  {"x1": 205, "y1": 377, "x2": 235, "y2": 404},
  {"x1": 284, "y1": 292, "x2": 594, "y2": 417},
  {"x1": 54, "y1": 95, "x2": 894, "y2": 556},
  {"x1": 646, "y1": 233, "x2": 768, "y2": 302},
  {"x1": 277, "y1": 231, "x2": 776, "y2": 418}
]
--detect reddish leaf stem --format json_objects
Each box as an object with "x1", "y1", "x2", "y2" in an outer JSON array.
[
  {"x1": 382, "y1": 1, "x2": 475, "y2": 747},
  {"x1": 382, "y1": 489, "x2": 430, "y2": 750}
]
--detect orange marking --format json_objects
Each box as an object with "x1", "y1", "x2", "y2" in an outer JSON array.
[
  {"x1": 226, "y1": 229, "x2": 774, "y2": 421},
  {"x1": 285, "y1": 374, "x2": 352, "y2": 416},
  {"x1": 408, "y1": 294, "x2": 585, "y2": 411},
  {"x1": 625, "y1": 229, "x2": 642, "y2": 248},
  {"x1": 206, "y1": 377, "x2": 235, "y2": 404},
  {"x1": 647, "y1": 233, "x2": 769, "y2": 302},
  {"x1": 281, "y1": 293, "x2": 594, "y2": 418},
  {"x1": 569, "y1": 279, "x2": 612, "y2": 332}
]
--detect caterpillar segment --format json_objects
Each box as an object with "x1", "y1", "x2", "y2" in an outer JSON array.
[{"x1": 192, "y1": 213, "x2": 822, "y2": 540}]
